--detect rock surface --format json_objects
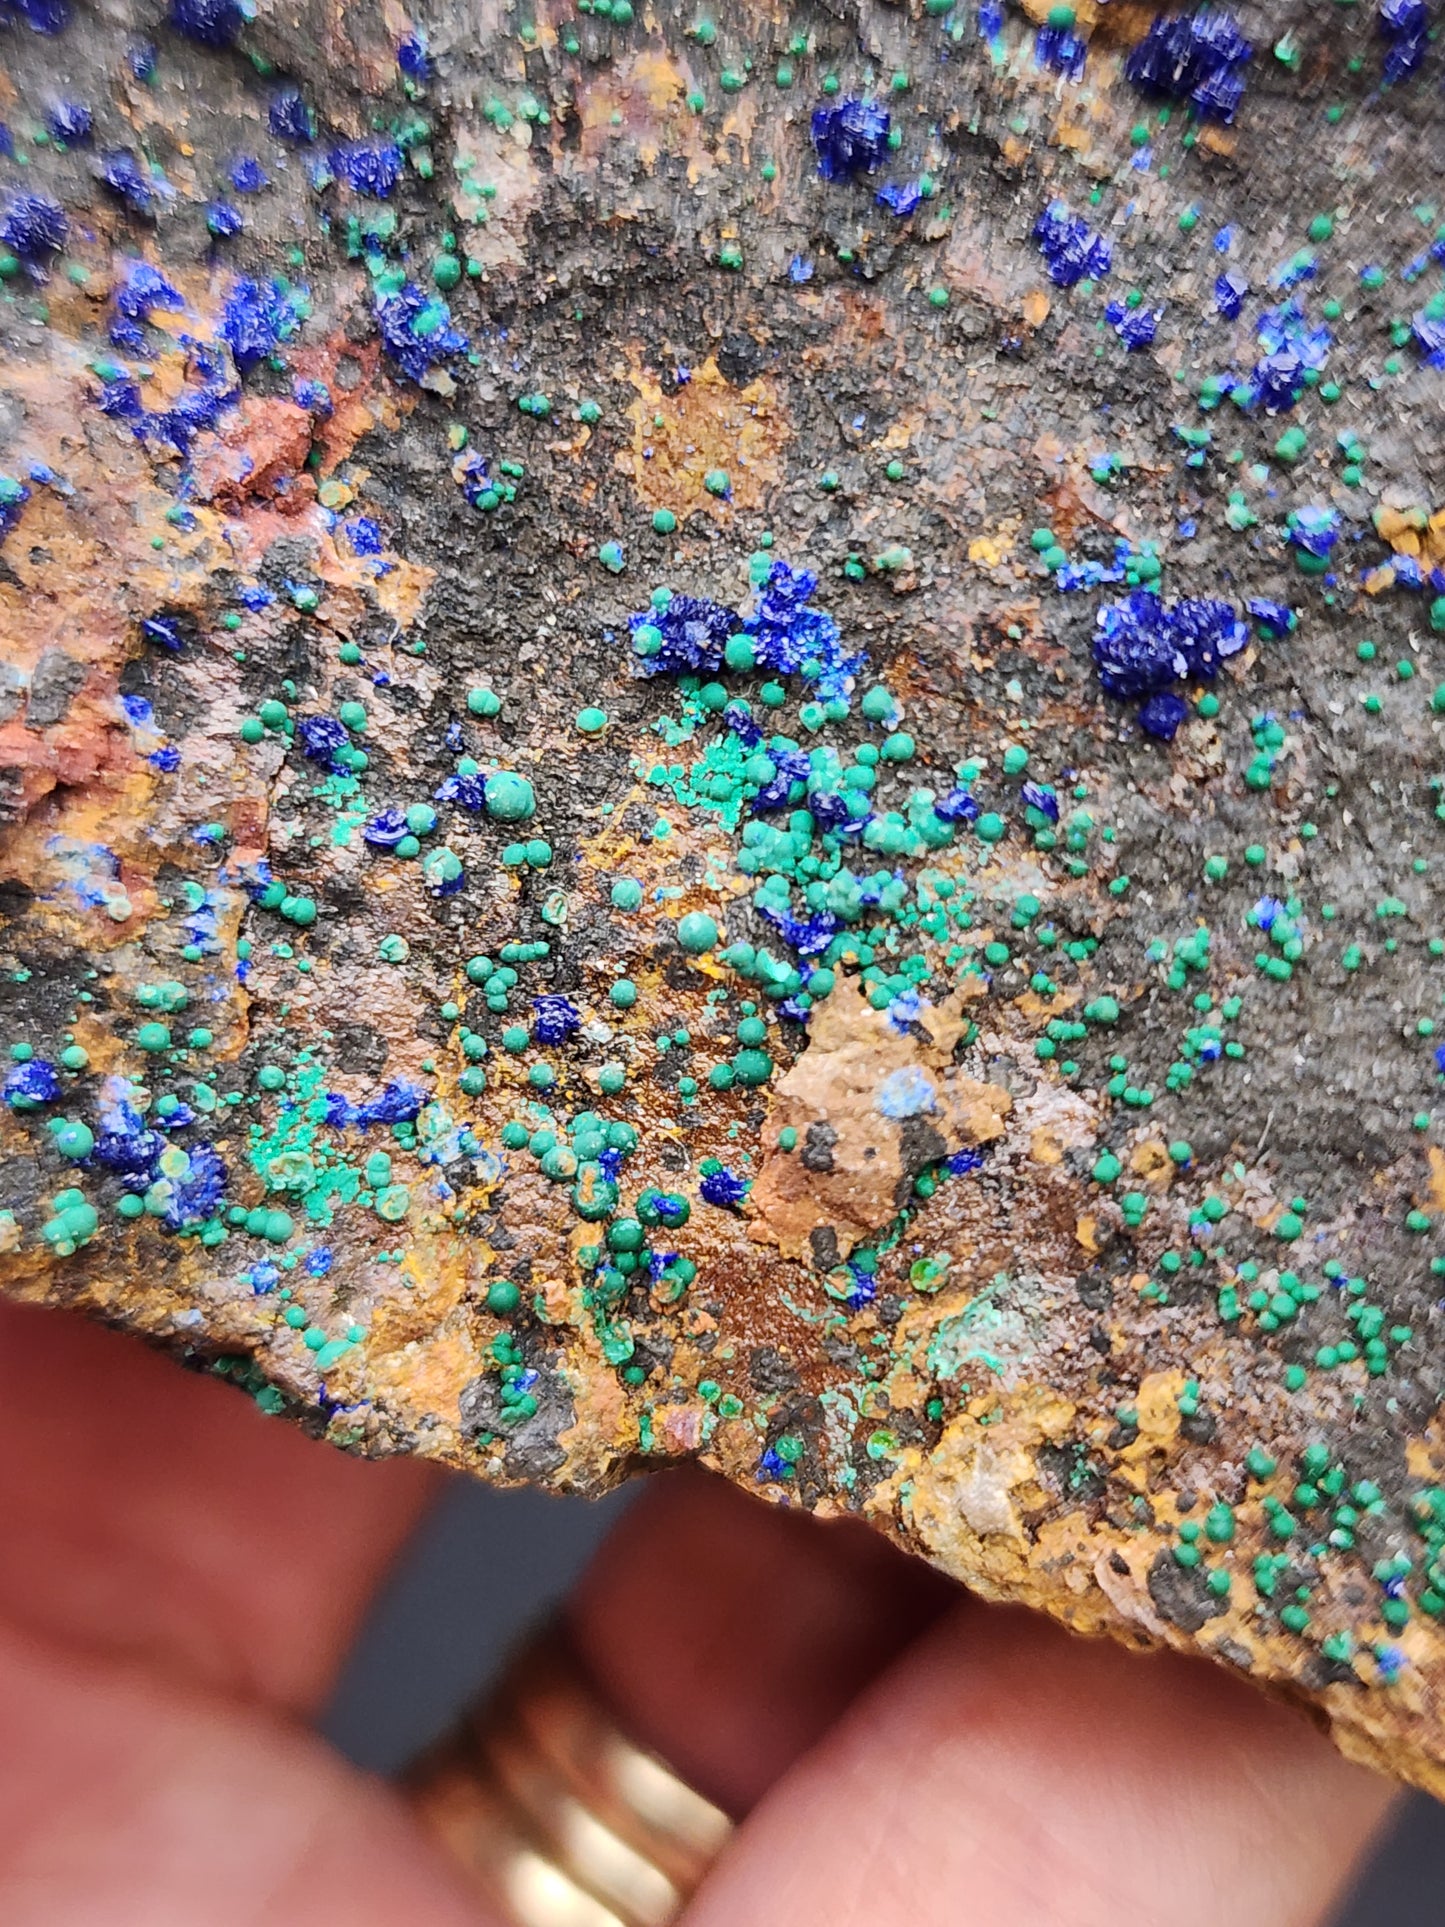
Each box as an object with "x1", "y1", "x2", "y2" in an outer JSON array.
[{"x1": 3, "y1": 0, "x2": 1445, "y2": 1797}]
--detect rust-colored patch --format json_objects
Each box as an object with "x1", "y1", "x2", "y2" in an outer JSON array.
[
  {"x1": 748, "y1": 977, "x2": 1011, "y2": 1264},
  {"x1": 572, "y1": 47, "x2": 690, "y2": 168},
  {"x1": 1130, "y1": 1139, "x2": 1175, "y2": 1184},
  {"x1": 192, "y1": 398, "x2": 315, "y2": 506},
  {"x1": 618, "y1": 353, "x2": 788, "y2": 516}
]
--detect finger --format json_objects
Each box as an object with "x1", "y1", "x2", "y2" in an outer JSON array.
[
  {"x1": 0, "y1": 1301, "x2": 439, "y2": 1712},
  {"x1": 0, "y1": 1609, "x2": 493, "y2": 1927},
  {"x1": 684, "y1": 1601, "x2": 1397, "y2": 1927},
  {"x1": 567, "y1": 1467, "x2": 954, "y2": 1814}
]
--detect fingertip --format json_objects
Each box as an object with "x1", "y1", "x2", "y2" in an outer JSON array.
[
  {"x1": 685, "y1": 1598, "x2": 1397, "y2": 1927},
  {"x1": 566, "y1": 1468, "x2": 953, "y2": 1814},
  {"x1": 0, "y1": 1299, "x2": 443, "y2": 1710}
]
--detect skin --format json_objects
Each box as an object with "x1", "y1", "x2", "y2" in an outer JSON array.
[{"x1": 0, "y1": 1299, "x2": 1398, "y2": 1926}]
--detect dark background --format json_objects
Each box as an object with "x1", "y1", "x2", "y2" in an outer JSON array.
[{"x1": 322, "y1": 1479, "x2": 1443, "y2": 1925}]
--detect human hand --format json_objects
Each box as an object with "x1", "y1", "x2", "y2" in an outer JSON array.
[{"x1": 0, "y1": 1299, "x2": 1396, "y2": 1925}]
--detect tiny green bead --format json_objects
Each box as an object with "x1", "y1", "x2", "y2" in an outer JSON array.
[
  {"x1": 676, "y1": 912, "x2": 719, "y2": 954},
  {"x1": 485, "y1": 1279, "x2": 522, "y2": 1314},
  {"x1": 51, "y1": 1120, "x2": 95, "y2": 1159},
  {"x1": 485, "y1": 772, "x2": 536, "y2": 822}
]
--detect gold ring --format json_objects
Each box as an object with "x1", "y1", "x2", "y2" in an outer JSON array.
[{"x1": 404, "y1": 1626, "x2": 734, "y2": 1927}]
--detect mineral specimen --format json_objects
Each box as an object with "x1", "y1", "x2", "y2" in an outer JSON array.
[{"x1": 3, "y1": 0, "x2": 1445, "y2": 1802}]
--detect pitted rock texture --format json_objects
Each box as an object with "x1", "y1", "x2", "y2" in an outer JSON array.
[{"x1": 4, "y1": 0, "x2": 1445, "y2": 1800}]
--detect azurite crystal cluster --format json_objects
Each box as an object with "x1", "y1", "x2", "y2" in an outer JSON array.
[{"x1": 1093, "y1": 593, "x2": 1247, "y2": 738}]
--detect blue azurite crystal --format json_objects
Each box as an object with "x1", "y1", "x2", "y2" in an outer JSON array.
[
  {"x1": 1214, "y1": 270, "x2": 1248, "y2": 319},
  {"x1": 1094, "y1": 598, "x2": 1179, "y2": 698},
  {"x1": 1168, "y1": 596, "x2": 1250, "y2": 678},
  {"x1": 628, "y1": 563, "x2": 861, "y2": 700},
  {"x1": 630, "y1": 593, "x2": 738, "y2": 677},
  {"x1": 149, "y1": 377, "x2": 233, "y2": 454},
  {"x1": 219, "y1": 276, "x2": 300, "y2": 369},
  {"x1": 1138, "y1": 690, "x2": 1191, "y2": 740},
  {"x1": 292, "y1": 378, "x2": 331, "y2": 416},
  {"x1": 268, "y1": 87, "x2": 314, "y2": 144},
  {"x1": 328, "y1": 138, "x2": 403, "y2": 197},
  {"x1": 93, "y1": 1100, "x2": 164, "y2": 1188},
  {"x1": 0, "y1": 192, "x2": 67, "y2": 268},
  {"x1": 167, "y1": 0, "x2": 244, "y2": 47},
  {"x1": 296, "y1": 714, "x2": 350, "y2": 766},
  {"x1": 935, "y1": 786, "x2": 980, "y2": 823},
  {"x1": 156, "y1": 1141, "x2": 228, "y2": 1228},
  {"x1": 700, "y1": 1167, "x2": 749, "y2": 1209},
  {"x1": 346, "y1": 516, "x2": 383, "y2": 555},
  {"x1": 1033, "y1": 203, "x2": 1112, "y2": 286},
  {"x1": 756, "y1": 901, "x2": 839, "y2": 957},
  {"x1": 1379, "y1": 0, "x2": 1428, "y2": 80},
  {"x1": 362, "y1": 809, "x2": 410, "y2": 848},
  {"x1": 3, "y1": 1059, "x2": 62, "y2": 1109},
  {"x1": 743, "y1": 561, "x2": 863, "y2": 699},
  {"x1": 1020, "y1": 781, "x2": 1059, "y2": 821},
  {"x1": 1286, "y1": 504, "x2": 1340, "y2": 561},
  {"x1": 1106, "y1": 300, "x2": 1159, "y2": 349},
  {"x1": 809, "y1": 98, "x2": 890, "y2": 181},
  {"x1": 228, "y1": 155, "x2": 267, "y2": 193},
  {"x1": 2, "y1": 0, "x2": 69, "y2": 30},
  {"x1": 321, "y1": 1081, "x2": 426, "y2": 1129},
  {"x1": 1413, "y1": 302, "x2": 1445, "y2": 367},
  {"x1": 1245, "y1": 300, "x2": 1330, "y2": 411},
  {"x1": 206, "y1": 200, "x2": 244, "y2": 237},
  {"x1": 1035, "y1": 20, "x2": 1087, "y2": 77},
  {"x1": 397, "y1": 33, "x2": 430, "y2": 78},
  {"x1": 97, "y1": 148, "x2": 158, "y2": 212},
  {"x1": 45, "y1": 98, "x2": 92, "y2": 144},
  {"x1": 1093, "y1": 591, "x2": 1245, "y2": 703},
  {"x1": 532, "y1": 996, "x2": 582, "y2": 1046},
  {"x1": 748, "y1": 747, "x2": 810, "y2": 814},
  {"x1": 877, "y1": 180, "x2": 923, "y2": 218},
  {"x1": 1125, "y1": 10, "x2": 1252, "y2": 123},
  {"x1": 434, "y1": 770, "x2": 489, "y2": 811},
  {"x1": 110, "y1": 261, "x2": 184, "y2": 349},
  {"x1": 139, "y1": 613, "x2": 188, "y2": 650},
  {"x1": 1247, "y1": 598, "x2": 1296, "y2": 638},
  {"x1": 373, "y1": 282, "x2": 469, "y2": 384}
]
